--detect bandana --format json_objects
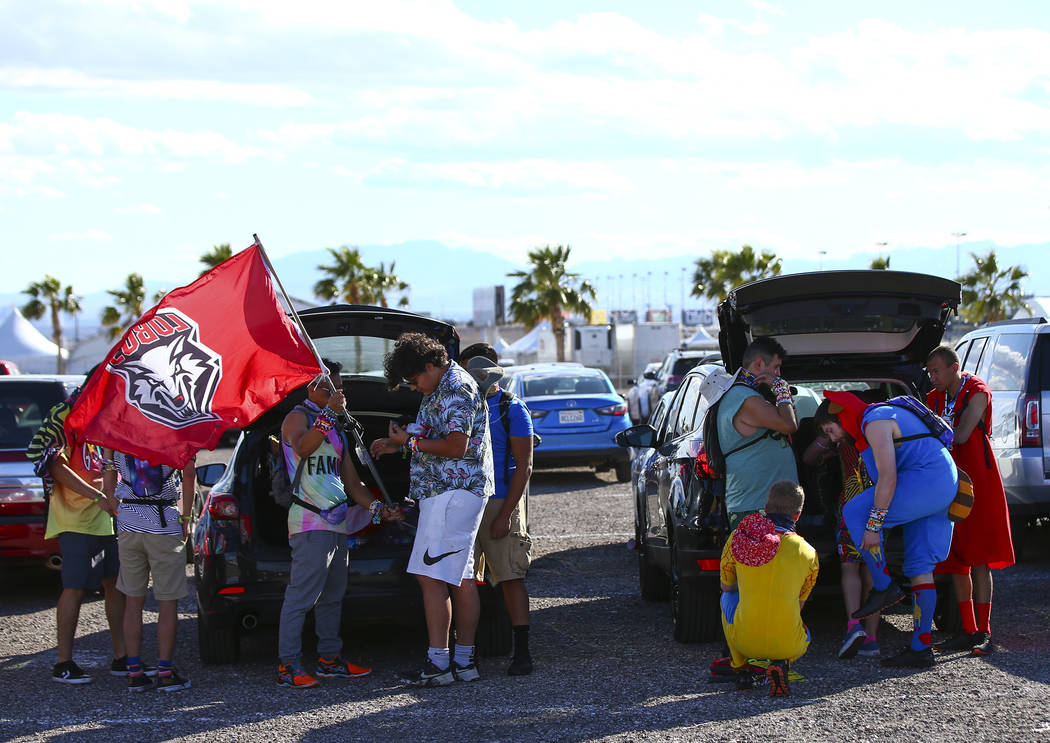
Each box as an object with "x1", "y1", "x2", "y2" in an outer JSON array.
[
  {"x1": 822, "y1": 390, "x2": 871, "y2": 452},
  {"x1": 731, "y1": 513, "x2": 782, "y2": 567},
  {"x1": 738, "y1": 368, "x2": 760, "y2": 390}
]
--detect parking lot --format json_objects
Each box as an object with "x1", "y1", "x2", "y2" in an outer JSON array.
[{"x1": 2, "y1": 465, "x2": 1049, "y2": 743}]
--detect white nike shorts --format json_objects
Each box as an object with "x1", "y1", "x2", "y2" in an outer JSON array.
[{"x1": 407, "y1": 489, "x2": 488, "y2": 585}]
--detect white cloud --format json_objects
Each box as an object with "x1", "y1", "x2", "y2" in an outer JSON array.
[{"x1": 364, "y1": 158, "x2": 635, "y2": 195}]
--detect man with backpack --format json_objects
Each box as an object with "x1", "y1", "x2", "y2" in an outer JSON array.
[
  {"x1": 817, "y1": 390, "x2": 958, "y2": 668},
  {"x1": 459, "y1": 343, "x2": 535, "y2": 676},
  {"x1": 704, "y1": 337, "x2": 799, "y2": 530}
]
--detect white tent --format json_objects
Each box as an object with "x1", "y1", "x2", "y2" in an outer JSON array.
[
  {"x1": 0, "y1": 306, "x2": 68, "y2": 373},
  {"x1": 683, "y1": 324, "x2": 720, "y2": 351},
  {"x1": 503, "y1": 321, "x2": 558, "y2": 365}
]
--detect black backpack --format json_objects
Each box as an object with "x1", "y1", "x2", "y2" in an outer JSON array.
[{"x1": 699, "y1": 385, "x2": 775, "y2": 478}]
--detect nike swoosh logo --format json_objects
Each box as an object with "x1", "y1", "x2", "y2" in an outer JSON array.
[{"x1": 422, "y1": 548, "x2": 463, "y2": 565}]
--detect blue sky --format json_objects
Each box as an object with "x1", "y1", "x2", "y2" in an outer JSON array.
[{"x1": 2, "y1": 0, "x2": 1049, "y2": 313}]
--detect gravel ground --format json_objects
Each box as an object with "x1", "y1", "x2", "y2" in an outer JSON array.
[{"x1": 2, "y1": 464, "x2": 1049, "y2": 743}]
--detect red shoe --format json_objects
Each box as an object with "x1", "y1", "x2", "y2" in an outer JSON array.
[
  {"x1": 316, "y1": 656, "x2": 371, "y2": 678},
  {"x1": 277, "y1": 662, "x2": 319, "y2": 688}
]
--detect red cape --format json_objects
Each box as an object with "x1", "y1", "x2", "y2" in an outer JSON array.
[{"x1": 928, "y1": 375, "x2": 1014, "y2": 572}]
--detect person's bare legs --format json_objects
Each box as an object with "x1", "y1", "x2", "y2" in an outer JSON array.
[
  {"x1": 101, "y1": 576, "x2": 126, "y2": 660},
  {"x1": 450, "y1": 578, "x2": 480, "y2": 646},
  {"x1": 971, "y1": 564, "x2": 992, "y2": 604},
  {"x1": 418, "y1": 574, "x2": 452, "y2": 648},
  {"x1": 56, "y1": 588, "x2": 85, "y2": 664},
  {"x1": 841, "y1": 562, "x2": 863, "y2": 618},
  {"x1": 860, "y1": 564, "x2": 879, "y2": 637},
  {"x1": 123, "y1": 594, "x2": 146, "y2": 661},
  {"x1": 500, "y1": 578, "x2": 529, "y2": 626}
]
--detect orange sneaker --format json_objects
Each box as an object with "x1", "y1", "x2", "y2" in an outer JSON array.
[
  {"x1": 277, "y1": 662, "x2": 319, "y2": 688},
  {"x1": 766, "y1": 660, "x2": 790, "y2": 697},
  {"x1": 316, "y1": 656, "x2": 371, "y2": 678}
]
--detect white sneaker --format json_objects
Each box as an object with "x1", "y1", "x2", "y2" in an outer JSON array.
[{"x1": 452, "y1": 659, "x2": 480, "y2": 682}]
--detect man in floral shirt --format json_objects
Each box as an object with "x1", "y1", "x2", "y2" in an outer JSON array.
[{"x1": 371, "y1": 332, "x2": 493, "y2": 687}]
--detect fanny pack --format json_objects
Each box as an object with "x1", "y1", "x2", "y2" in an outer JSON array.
[{"x1": 948, "y1": 469, "x2": 974, "y2": 523}]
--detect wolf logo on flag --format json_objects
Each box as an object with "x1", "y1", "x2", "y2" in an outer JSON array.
[{"x1": 108, "y1": 307, "x2": 223, "y2": 429}]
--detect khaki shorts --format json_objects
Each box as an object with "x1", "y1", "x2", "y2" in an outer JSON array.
[
  {"x1": 474, "y1": 496, "x2": 532, "y2": 586},
  {"x1": 116, "y1": 532, "x2": 188, "y2": 601}
]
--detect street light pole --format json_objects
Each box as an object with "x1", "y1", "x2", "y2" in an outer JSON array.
[
  {"x1": 952, "y1": 232, "x2": 967, "y2": 277},
  {"x1": 819, "y1": 250, "x2": 827, "y2": 271}
]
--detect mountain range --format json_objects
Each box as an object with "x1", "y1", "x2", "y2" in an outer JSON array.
[{"x1": 3, "y1": 238, "x2": 1049, "y2": 339}]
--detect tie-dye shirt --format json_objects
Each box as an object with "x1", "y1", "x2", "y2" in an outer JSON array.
[{"x1": 408, "y1": 362, "x2": 494, "y2": 501}]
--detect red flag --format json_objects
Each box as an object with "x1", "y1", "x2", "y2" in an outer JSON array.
[{"x1": 66, "y1": 244, "x2": 320, "y2": 467}]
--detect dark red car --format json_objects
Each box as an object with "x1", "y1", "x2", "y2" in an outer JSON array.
[{"x1": 0, "y1": 375, "x2": 82, "y2": 569}]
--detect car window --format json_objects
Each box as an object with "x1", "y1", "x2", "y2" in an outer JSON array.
[
  {"x1": 986, "y1": 334, "x2": 1033, "y2": 391},
  {"x1": 312, "y1": 335, "x2": 400, "y2": 377},
  {"x1": 672, "y1": 377, "x2": 704, "y2": 438},
  {"x1": 672, "y1": 357, "x2": 702, "y2": 376},
  {"x1": 954, "y1": 340, "x2": 970, "y2": 369},
  {"x1": 1038, "y1": 335, "x2": 1050, "y2": 391},
  {"x1": 0, "y1": 382, "x2": 66, "y2": 450},
  {"x1": 961, "y1": 337, "x2": 987, "y2": 374},
  {"x1": 521, "y1": 373, "x2": 612, "y2": 396}
]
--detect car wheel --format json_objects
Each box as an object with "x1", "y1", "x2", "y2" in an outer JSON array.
[
  {"x1": 670, "y1": 542, "x2": 720, "y2": 642},
  {"x1": 638, "y1": 539, "x2": 670, "y2": 602},
  {"x1": 474, "y1": 583, "x2": 513, "y2": 657},
  {"x1": 197, "y1": 609, "x2": 240, "y2": 664},
  {"x1": 614, "y1": 460, "x2": 631, "y2": 483}
]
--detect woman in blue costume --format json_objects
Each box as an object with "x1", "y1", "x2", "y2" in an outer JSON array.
[{"x1": 817, "y1": 391, "x2": 956, "y2": 669}]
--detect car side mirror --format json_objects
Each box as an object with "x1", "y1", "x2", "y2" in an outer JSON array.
[
  {"x1": 196, "y1": 462, "x2": 226, "y2": 487},
  {"x1": 643, "y1": 371, "x2": 658, "y2": 380},
  {"x1": 615, "y1": 424, "x2": 656, "y2": 449},
  {"x1": 627, "y1": 378, "x2": 636, "y2": 386}
]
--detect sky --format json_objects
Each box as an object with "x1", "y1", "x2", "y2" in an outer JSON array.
[{"x1": 2, "y1": 0, "x2": 1050, "y2": 315}]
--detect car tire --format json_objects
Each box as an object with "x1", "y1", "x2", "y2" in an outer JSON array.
[
  {"x1": 474, "y1": 584, "x2": 513, "y2": 657},
  {"x1": 638, "y1": 547, "x2": 671, "y2": 602},
  {"x1": 614, "y1": 460, "x2": 631, "y2": 483},
  {"x1": 197, "y1": 609, "x2": 241, "y2": 665}
]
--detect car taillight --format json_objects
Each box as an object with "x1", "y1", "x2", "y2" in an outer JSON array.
[
  {"x1": 207, "y1": 492, "x2": 239, "y2": 520},
  {"x1": 1020, "y1": 394, "x2": 1041, "y2": 447},
  {"x1": 530, "y1": 410, "x2": 548, "y2": 419},
  {"x1": 666, "y1": 375, "x2": 682, "y2": 387},
  {"x1": 0, "y1": 478, "x2": 45, "y2": 503},
  {"x1": 596, "y1": 402, "x2": 628, "y2": 416},
  {"x1": 696, "y1": 559, "x2": 721, "y2": 571}
]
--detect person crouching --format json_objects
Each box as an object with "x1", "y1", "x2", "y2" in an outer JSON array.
[{"x1": 720, "y1": 480, "x2": 818, "y2": 697}]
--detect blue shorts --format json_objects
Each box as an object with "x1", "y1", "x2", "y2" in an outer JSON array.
[{"x1": 57, "y1": 532, "x2": 119, "y2": 590}]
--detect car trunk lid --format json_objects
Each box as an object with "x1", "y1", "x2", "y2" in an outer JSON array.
[{"x1": 718, "y1": 270, "x2": 960, "y2": 385}]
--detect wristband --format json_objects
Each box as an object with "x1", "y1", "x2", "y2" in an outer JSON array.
[
  {"x1": 368, "y1": 499, "x2": 384, "y2": 525},
  {"x1": 407, "y1": 436, "x2": 420, "y2": 453},
  {"x1": 102, "y1": 458, "x2": 118, "y2": 472},
  {"x1": 312, "y1": 415, "x2": 334, "y2": 435},
  {"x1": 866, "y1": 506, "x2": 888, "y2": 533},
  {"x1": 178, "y1": 515, "x2": 190, "y2": 525}
]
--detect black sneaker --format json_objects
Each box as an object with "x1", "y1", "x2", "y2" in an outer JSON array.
[
  {"x1": 971, "y1": 633, "x2": 995, "y2": 656},
  {"x1": 734, "y1": 670, "x2": 754, "y2": 692},
  {"x1": 452, "y1": 658, "x2": 480, "y2": 682},
  {"x1": 110, "y1": 656, "x2": 159, "y2": 677},
  {"x1": 852, "y1": 583, "x2": 906, "y2": 619},
  {"x1": 934, "y1": 632, "x2": 981, "y2": 652},
  {"x1": 128, "y1": 674, "x2": 155, "y2": 693},
  {"x1": 508, "y1": 652, "x2": 533, "y2": 676},
  {"x1": 399, "y1": 660, "x2": 454, "y2": 687},
  {"x1": 156, "y1": 670, "x2": 191, "y2": 692},
  {"x1": 52, "y1": 661, "x2": 93, "y2": 685},
  {"x1": 880, "y1": 646, "x2": 935, "y2": 669}
]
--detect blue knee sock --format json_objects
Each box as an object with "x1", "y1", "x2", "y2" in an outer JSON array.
[
  {"x1": 860, "y1": 542, "x2": 891, "y2": 592},
  {"x1": 910, "y1": 583, "x2": 936, "y2": 651}
]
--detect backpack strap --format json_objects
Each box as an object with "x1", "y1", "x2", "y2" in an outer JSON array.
[{"x1": 286, "y1": 405, "x2": 347, "y2": 513}]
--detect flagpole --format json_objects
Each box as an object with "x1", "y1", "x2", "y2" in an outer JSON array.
[{"x1": 252, "y1": 234, "x2": 401, "y2": 512}]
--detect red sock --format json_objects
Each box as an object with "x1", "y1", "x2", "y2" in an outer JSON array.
[
  {"x1": 958, "y1": 599, "x2": 977, "y2": 634},
  {"x1": 976, "y1": 602, "x2": 992, "y2": 634}
]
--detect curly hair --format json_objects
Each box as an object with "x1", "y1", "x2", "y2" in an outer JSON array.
[{"x1": 383, "y1": 332, "x2": 449, "y2": 390}]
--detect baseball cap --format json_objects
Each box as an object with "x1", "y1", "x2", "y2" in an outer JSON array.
[
  {"x1": 465, "y1": 356, "x2": 504, "y2": 389},
  {"x1": 699, "y1": 367, "x2": 741, "y2": 407}
]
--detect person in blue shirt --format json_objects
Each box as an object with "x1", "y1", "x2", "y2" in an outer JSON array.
[{"x1": 460, "y1": 343, "x2": 535, "y2": 676}]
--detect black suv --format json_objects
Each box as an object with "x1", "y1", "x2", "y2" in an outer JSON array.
[
  {"x1": 617, "y1": 270, "x2": 962, "y2": 642},
  {"x1": 192, "y1": 305, "x2": 511, "y2": 663}
]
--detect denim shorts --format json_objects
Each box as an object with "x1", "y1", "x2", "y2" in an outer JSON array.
[{"x1": 57, "y1": 532, "x2": 119, "y2": 590}]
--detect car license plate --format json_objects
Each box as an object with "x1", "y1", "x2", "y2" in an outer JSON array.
[{"x1": 558, "y1": 410, "x2": 585, "y2": 424}]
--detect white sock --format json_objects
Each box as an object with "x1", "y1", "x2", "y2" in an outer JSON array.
[
  {"x1": 427, "y1": 647, "x2": 450, "y2": 670},
  {"x1": 453, "y1": 644, "x2": 474, "y2": 667}
]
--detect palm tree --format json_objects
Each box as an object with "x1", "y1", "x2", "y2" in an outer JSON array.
[
  {"x1": 199, "y1": 243, "x2": 233, "y2": 276},
  {"x1": 958, "y1": 250, "x2": 1028, "y2": 325},
  {"x1": 690, "y1": 245, "x2": 782, "y2": 304},
  {"x1": 101, "y1": 273, "x2": 148, "y2": 340},
  {"x1": 21, "y1": 275, "x2": 81, "y2": 373},
  {"x1": 508, "y1": 245, "x2": 596, "y2": 362},
  {"x1": 870, "y1": 256, "x2": 891, "y2": 270},
  {"x1": 313, "y1": 246, "x2": 370, "y2": 304},
  {"x1": 363, "y1": 261, "x2": 410, "y2": 307}
]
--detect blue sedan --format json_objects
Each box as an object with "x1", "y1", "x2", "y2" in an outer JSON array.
[{"x1": 503, "y1": 363, "x2": 632, "y2": 481}]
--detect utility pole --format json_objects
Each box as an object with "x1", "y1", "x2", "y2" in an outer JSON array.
[{"x1": 952, "y1": 232, "x2": 967, "y2": 277}]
